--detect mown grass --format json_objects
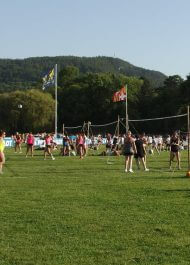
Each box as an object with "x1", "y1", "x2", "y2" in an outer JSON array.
[{"x1": 0, "y1": 147, "x2": 190, "y2": 265}]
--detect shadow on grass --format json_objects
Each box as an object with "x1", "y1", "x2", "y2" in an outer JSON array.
[
  {"x1": 162, "y1": 189, "x2": 190, "y2": 192},
  {"x1": 152, "y1": 177, "x2": 187, "y2": 180},
  {"x1": 4, "y1": 165, "x2": 20, "y2": 177}
]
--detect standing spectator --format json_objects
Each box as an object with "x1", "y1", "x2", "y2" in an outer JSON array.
[
  {"x1": 142, "y1": 133, "x2": 148, "y2": 163},
  {"x1": 44, "y1": 134, "x2": 55, "y2": 160},
  {"x1": 165, "y1": 135, "x2": 171, "y2": 151},
  {"x1": 123, "y1": 131, "x2": 136, "y2": 173},
  {"x1": 77, "y1": 132, "x2": 85, "y2": 159},
  {"x1": 106, "y1": 133, "x2": 112, "y2": 155},
  {"x1": 14, "y1": 132, "x2": 23, "y2": 153},
  {"x1": 63, "y1": 133, "x2": 70, "y2": 156},
  {"x1": 152, "y1": 136, "x2": 160, "y2": 154},
  {"x1": 147, "y1": 135, "x2": 153, "y2": 154},
  {"x1": 157, "y1": 135, "x2": 163, "y2": 153},
  {"x1": 26, "y1": 132, "x2": 35, "y2": 157},
  {"x1": 169, "y1": 132, "x2": 181, "y2": 170},
  {"x1": 83, "y1": 134, "x2": 88, "y2": 156},
  {"x1": 135, "y1": 134, "x2": 149, "y2": 171}
]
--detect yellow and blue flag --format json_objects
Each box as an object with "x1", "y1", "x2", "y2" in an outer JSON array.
[{"x1": 42, "y1": 68, "x2": 55, "y2": 90}]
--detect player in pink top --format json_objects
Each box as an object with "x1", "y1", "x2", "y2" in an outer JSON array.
[
  {"x1": 26, "y1": 132, "x2": 35, "y2": 157},
  {"x1": 44, "y1": 134, "x2": 55, "y2": 160},
  {"x1": 77, "y1": 132, "x2": 85, "y2": 159}
]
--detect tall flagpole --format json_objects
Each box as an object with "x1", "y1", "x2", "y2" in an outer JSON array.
[
  {"x1": 55, "y1": 64, "x2": 58, "y2": 137},
  {"x1": 125, "y1": 84, "x2": 129, "y2": 133}
]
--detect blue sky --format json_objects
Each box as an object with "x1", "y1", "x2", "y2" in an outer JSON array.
[{"x1": 1, "y1": 0, "x2": 190, "y2": 78}]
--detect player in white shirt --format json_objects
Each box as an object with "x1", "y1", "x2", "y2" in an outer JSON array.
[
  {"x1": 157, "y1": 135, "x2": 163, "y2": 153},
  {"x1": 165, "y1": 135, "x2": 171, "y2": 151},
  {"x1": 152, "y1": 136, "x2": 160, "y2": 154},
  {"x1": 147, "y1": 135, "x2": 153, "y2": 154}
]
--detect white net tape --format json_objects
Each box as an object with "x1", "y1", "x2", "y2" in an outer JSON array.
[{"x1": 63, "y1": 114, "x2": 187, "y2": 129}]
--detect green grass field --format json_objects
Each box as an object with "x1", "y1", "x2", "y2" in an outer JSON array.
[{"x1": 0, "y1": 147, "x2": 190, "y2": 265}]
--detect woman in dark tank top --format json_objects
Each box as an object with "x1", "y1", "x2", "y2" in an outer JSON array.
[
  {"x1": 169, "y1": 132, "x2": 181, "y2": 170},
  {"x1": 123, "y1": 131, "x2": 136, "y2": 173}
]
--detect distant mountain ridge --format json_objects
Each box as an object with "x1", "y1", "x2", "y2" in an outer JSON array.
[{"x1": 0, "y1": 56, "x2": 167, "y2": 91}]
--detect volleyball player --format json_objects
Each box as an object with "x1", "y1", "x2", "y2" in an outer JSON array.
[
  {"x1": 123, "y1": 131, "x2": 136, "y2": 173},
  {"x1": 44, "y1": 134, "x2": 55, "y2": 160},
  {"x1": 169, "y1": 132, "x2": 181, "y2": 170}
]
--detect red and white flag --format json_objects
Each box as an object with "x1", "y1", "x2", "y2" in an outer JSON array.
[{"x1": 112, "y1": 86, "x2": 127, "y2": 102}]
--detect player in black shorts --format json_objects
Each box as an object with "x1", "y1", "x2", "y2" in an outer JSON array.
[
  {"x1": 134, "y1": 134, "x2": 149, "y2": 171},
  {"x1": 169, "y1": 132, "x2": 181, "y2": 170}
]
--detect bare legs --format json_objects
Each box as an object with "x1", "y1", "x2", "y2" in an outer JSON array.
[
  {"x1": 135, "y1": 157, "x2": 149, "y2": 171},
  {"x1": 79, "y1": 145, "x2": 83, "y2": 159},
  {"x1": 26, "y1": 145, "x2": 34, "y2": 157},
  {"x1": 125, "y1": 155, "x2": 134, "y2": 172},
  {"x1": 0, "y1": 152, "x2": 5, "y2": 174},
  {"x1": 44, "y1": 146, "x2": 55, "y2": 160},
  {"x1": 0, "y1": 162, "x2": 3, "y2": 174},
  {"x1": 169, "y1": 151, "x2": 181, "y2": 170},
  {"x1": 15, "y1": 143, "x2": 22, "y2": 153}
]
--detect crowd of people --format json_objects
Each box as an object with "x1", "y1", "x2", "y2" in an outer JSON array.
[
  {"x1": 0, "y1": 129, "x2": 186, "y2": 174},
  {"x1": 121, "y1": 131, "x2": 182, "y2": 173}
]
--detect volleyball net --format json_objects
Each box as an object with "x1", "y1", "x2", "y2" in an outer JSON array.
[{"x1": 63, "y1": 113, "x2": 187, "y2": 137}]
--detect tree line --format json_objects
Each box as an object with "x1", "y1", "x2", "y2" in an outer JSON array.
[
  {"x1": 0, "y1": 65, "x2": 189, "y2": 134},
  {"x1": 0, "y1": 56, "x2": 166, "y2": 92}
]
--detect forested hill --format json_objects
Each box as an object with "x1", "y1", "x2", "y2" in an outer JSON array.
[{"x1": 0, "y1": 56, "x2": 166, "y2": 91}]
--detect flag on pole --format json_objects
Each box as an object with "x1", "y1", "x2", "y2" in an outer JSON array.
[
  {"x1": 112, "y1": 86, "x2": 127, "y2": 102},
  {"x1": 42, "y1": 68, "x2": 55, "y2": 90}
]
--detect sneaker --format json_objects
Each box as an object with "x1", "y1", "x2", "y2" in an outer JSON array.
[
  {"x1": 129, "y1": 169, "x2": 134, "y2": 173},
  {"x1": 124, "y1": 169, "x2": 128, "y2": 173},
  {"x1": 169, "y1": 166, "x2": 172, "y2": 171},
  {"x1": 52, "y1": 157, "x2": 55, "y2": 160},
  {"x1": 145, "y1": 168, "x2": 149, "y2": 172}
]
